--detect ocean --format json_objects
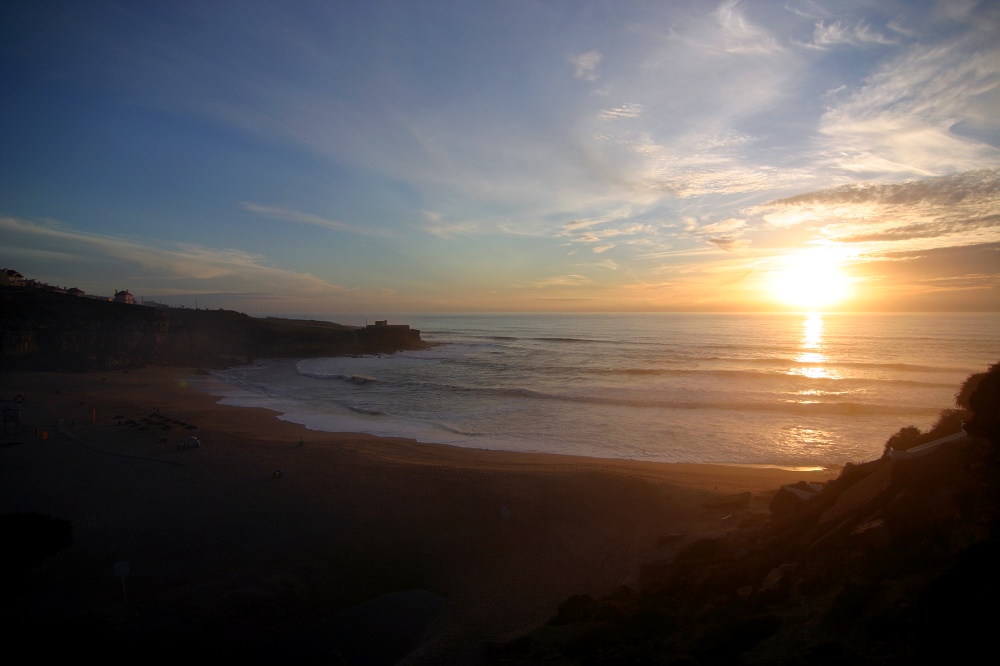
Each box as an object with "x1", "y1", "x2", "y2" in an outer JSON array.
[{"x1": 203, "y1": 312, "x2": 1000, "y2": 469}]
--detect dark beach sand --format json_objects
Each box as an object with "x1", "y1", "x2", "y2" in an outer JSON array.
[{"x1": 1, "y1": 368, "x2": 836, "y2": 664}]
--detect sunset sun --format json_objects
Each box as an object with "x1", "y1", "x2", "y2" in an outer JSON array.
[{"x1": 769, "y1": 251, "x2": 852, "y2": 310}]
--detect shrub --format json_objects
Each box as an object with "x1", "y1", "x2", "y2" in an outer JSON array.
[
  {"x1": 925, "y1": 409, "x2": 965, "y2": 441},
  {"x1": 884, "y1": 425, "x2": 922, "y2": 455},
  {"x1": 966, "y1": 361, "x2": 1000, "y2": 443},
  {"x1": 956, "y1": 371, "x2": 987, "y2": 410}
]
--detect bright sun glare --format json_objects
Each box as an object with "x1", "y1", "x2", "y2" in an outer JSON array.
[{"x1": 770, "y1": 251, "x2": 852, "y2": 310}]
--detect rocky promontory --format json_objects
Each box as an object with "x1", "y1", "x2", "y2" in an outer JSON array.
[{"x1": 1, "y1": 287, "x2": 426, "y2": 371}]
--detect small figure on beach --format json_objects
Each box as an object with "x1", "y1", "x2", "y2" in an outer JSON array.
[{"x1": 273, "y1": 469, "x2": 284, "y2": 479}]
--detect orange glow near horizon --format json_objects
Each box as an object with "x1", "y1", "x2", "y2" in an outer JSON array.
[{"x1": 769, "y1": 250, "x2": 852, "y2": 310}]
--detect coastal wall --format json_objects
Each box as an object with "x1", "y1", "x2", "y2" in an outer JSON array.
[{"x1": 0, "y1": 287, "x2": 425, "y2": 370}]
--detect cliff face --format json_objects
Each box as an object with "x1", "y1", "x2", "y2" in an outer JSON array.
[
  {"x1": 495, "y1": 367, "x2": 1000, "y2": 666},
  {"x1": 494, "y1": 438, "x2": 1000, "y2": 665},
  {"x1": 1, "y1": 288, "x2": 425, "y2": 370}
]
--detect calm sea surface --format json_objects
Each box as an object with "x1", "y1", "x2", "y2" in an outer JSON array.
[{"x1": 203, "y1": 313, "x2": 1000, "y2": 468}]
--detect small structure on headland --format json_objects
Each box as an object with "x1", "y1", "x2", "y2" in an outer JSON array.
[
  {"x1": 114, "y1": 289, "x2": 135, "y2": 304},
  {"x1": 1, "y1": 269, "x2": 26, "y2": 288},
  {"x1": 357, "y1": 320, "x2": 422, "y2": 348}
]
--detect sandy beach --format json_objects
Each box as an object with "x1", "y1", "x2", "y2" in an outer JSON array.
[{"x1": 1, "y1": 367, "x2": 836, "y2": 664}]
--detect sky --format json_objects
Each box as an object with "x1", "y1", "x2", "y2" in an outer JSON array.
[{"x1": 2, "y1": 0, "x2": 998, "y2": 316}]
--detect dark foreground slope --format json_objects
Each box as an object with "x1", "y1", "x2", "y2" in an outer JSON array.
[
  {"x1": 1, "y1": 287, "x2": 424, "y2": 370},
  {"x1": 494, "y1": 363, "x2": 1000, "y2": 665}
]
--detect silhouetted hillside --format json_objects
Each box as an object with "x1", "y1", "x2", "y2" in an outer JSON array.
[
  {"x1": 493, "y1": 362, "x2": 1000, "y2": 665},
  {"x1": 1, "y1": 287, "x2": 425, "y2": 370}
]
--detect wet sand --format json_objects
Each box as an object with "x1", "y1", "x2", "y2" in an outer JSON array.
[{"x1": 1, "y1": 367, "x2": 836, "y2": 664}]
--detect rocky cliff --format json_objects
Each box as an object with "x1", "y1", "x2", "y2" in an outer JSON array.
[
  {"x1": 1, "y1": 287, "x2": 425, "y2": 370},
  {"x1": 493, "y1": 364, "x2": 1000, "y2": 665}
]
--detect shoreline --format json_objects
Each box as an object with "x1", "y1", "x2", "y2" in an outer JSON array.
[
  {"x1": 5, "y1": 366, "x2": 840, "y2": 485},
  {"x1": 2, "y1": 366, "x2": 838, "y2": 662},
  {"x1": 196, "y1": 363, "x2": 849, "y2": 472}
]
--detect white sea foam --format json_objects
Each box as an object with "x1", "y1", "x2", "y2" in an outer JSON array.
[{"x1": 204, "y1": 313, "x2": 1000, "y2": 466}]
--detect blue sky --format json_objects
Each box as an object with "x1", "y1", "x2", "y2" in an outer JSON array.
[{"x1": 2, "y1": 0, "x2": 998, "y2": 315}]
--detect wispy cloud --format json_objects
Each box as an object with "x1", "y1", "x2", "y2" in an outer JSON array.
[
  {"x1": 596, "y1": 258, "x2": 619, "y2": 271},
  {"x1": 783, "y1": 1, "x2": 830, "y2": 21},
  {"x1": 714, "y1": 0, "x2": 784, "y2": 54},
  {"x1": 833, "y1": 216, "x2": 1000, "y2": 244},
  {"x1": 622, "y1": 280, "x2": 678, "y2": 290},
  {"x1": 419, "y1": 211, "x2": 482, "y2": 239},
  {"x1": 695, "y1": 218, "x2": 747, "y2": 235},
  {"x1": 241, "y1": 203, "x2": 389, "y2": 236},
  {"x1": 0, "y1": 214, "x2": 353, "y2": 298},
  {"x1": 569, "y1": 50, "x2": 602, "y2": 81},
  {"x1": 681, "y1": 216, "x2": 752, "y2": 252},
  {"x1": 850, "y1": 242, "x2": 1000, "y2": 307},
  {"x1": 935, "y1": 0, "x2": 983, "y2": 23},
  {"x1": 558, "y1": 218, "x2": 657, "y2": 257},
  {"x1": 600, "y1": 103, "x2": 643, "y2": 120},
  {"x1": 530, "y1": 274, "x2": 595, "y2": 288},
  {"x1": 742, "y1": 170, "x2": 1000, "y2": 271},
  {"x1": 562, "y1": 218, "x2": 606, "y2": 232},
  {"x1": 707, "y1": 237, "x2": 752, "y2": 251},
  {"x1": 803, "y1": 20, "x2": 896, "y2": 49},
  {"x1": 816, "y1": 30, "x2": 1000, "y2": 176}
]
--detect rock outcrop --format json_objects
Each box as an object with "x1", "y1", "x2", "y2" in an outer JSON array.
[
  {"x1": 1, "y1": 287, "x2": 426, "y2": 370},
  {"x1": 493, "y1": 366, "x2": 1000, "y2": 665}
]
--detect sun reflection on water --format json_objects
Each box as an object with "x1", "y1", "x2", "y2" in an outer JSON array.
[
  {"x1": 801, "y1": 312, "x2": 823, "y2": 350},
  {"x1": 780, "y1": 425, "x2": 836, "y2": 456},
  {"x1": 790, "y1": 312, "x2": 839, "y2": 381},
  {"x1": 792, "y1": 365, "x2": 832, "y2": 379}
]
